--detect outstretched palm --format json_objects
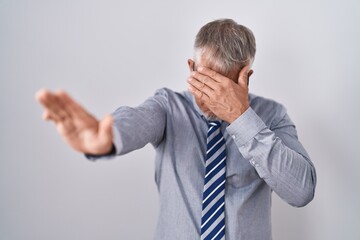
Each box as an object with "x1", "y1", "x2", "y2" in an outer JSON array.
[{"x1": 35, "y1": 89, "x2": 113, "y2": 155}]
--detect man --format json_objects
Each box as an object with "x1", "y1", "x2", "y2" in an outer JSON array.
[{"x1": 36, "y1": 19, "x2": 316, "y2": 240}]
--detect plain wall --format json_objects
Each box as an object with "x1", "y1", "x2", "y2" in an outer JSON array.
[{"x1": 1, "y1": 0, "x2": 359, "y2": 239}]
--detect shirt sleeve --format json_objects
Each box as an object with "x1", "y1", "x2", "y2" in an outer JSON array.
[
  {"x1": 86, "y1": 89, "x2": 168, "y2": 161},
  {"x1": 226, "y1": 107, "x2": 317, "y2": 207}
]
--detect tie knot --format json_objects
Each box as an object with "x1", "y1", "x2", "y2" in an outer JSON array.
[
  {"x1": 208, "y1": 121, "x2": 221, "y2": 127},
  {"x1": 209, "y1": 121, "x2": 221, "y2": 128}
]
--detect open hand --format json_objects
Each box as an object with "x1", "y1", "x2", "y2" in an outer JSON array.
[
  {"x1": 187, "y1": 66, "x2": 252, "y2": 123},
  {"x1": 35, "y1": 89, "x2": 113, "y2": 155}
]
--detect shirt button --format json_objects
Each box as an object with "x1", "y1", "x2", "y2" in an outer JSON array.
[
  {"x1": 232, "y1": 135, "x2": 236, "y2": 139},
  {"x1": 250, "y1": 160, "x2": 256, "y2": 165}
]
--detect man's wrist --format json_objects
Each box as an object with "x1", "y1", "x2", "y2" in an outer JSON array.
[
  {"x1": 226, "y1": 107, "x2": 266, "y2": 146},
  {"x1": 85, "y1": 143, "x2": 116, "y2": 158},
  {"x1": 227, "y1": 105, "x2": 249, "y2": 124}
]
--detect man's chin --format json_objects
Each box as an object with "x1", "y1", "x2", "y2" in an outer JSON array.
[
  {"x1": 195, "y1": 99, "x2": 221, "y2": 121},
  {"x1": 204, "y1": 112, "x2": 221, "y2": 121}
]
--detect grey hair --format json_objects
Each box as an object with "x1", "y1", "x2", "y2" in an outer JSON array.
[{"x1": 194, "y1": 19, "x2": 256, "y2": 76}]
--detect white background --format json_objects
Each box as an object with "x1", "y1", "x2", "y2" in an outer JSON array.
[{"x1": 1, "y1": 0, "x2": 359, "y2": 239}]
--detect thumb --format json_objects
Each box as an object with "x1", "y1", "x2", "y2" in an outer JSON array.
[
  {"x1": 237, "y1": 65, "x2": 251, "y2": 87},
  {"x1": 99, "y1": 114, "x2": 114, "y2": 142}
]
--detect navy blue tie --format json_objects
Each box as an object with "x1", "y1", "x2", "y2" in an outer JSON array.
[{"x1": 200, "y1": 121, "x2": 226, "y2": 240}]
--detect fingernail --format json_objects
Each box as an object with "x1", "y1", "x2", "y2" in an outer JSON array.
[{"x1": 198, "y1": 67, "x2": 203, "y2": 72}]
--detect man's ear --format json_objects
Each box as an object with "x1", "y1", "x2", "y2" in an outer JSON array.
[
  {"x1": 236, "y1": 66, "x2": 253, "y2": 86},
  {"x1": 247, "y1": 69, "x2": 254, "y2": 85},
  {"x1": 248, "y1": 69, "x2": 254, "y2": 78},
  {"x1": 187, "y1": 59, "x2": 195, "y2": 72}
]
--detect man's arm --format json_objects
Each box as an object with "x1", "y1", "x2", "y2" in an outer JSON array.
[
  {"x1": 35, "y1": 89, "x2": 114, "y2": 155},
  {"x1": 188, "y1": 66, "x2": 316, "y2": 207},
  {"x1": 100, "y1": 89, "x2": 168, "y2": 158},
  {"x1": 35, "y1": 89, "x2": 167, "y2": 158},
  {"x1": 226, "y1": 107, "x2": 316, "y2": 207}
]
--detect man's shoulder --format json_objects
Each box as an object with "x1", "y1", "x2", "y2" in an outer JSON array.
[
  {"x1": 154, "y1": 87, "x2": 185, "y2": 97},
  {"x1": 249, "y1": 93, "x2": 288, "y2": 127},
  {"x1": 153, "y1": 87, "x2": 194, "y2": 107},
  {"x1": 153, "y1": 87, "x2": 188, "y2": 101},
  {"x1": 249, "y1": 93, "x2": 285, "y2": 108}
]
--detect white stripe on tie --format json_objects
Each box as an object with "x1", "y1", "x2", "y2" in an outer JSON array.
[
  {"x1": 206, "y1": 136, "x2": 224, "y2": 154},
  {"x1": 202, "y1": 179, "x2": 225, "y2": 204}
]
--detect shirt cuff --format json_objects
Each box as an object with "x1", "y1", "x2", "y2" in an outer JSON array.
[
  {"x1": 226, "y1": 107, "x2": 267, "y2": 146},
  {"x1": 112, "y1": 124, "x2": 123, "y2": 155}
]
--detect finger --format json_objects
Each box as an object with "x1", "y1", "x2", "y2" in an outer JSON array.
[
  {"x1": 197, "y1": 66, "x2": 229, "y2": 83},
  {"x1": 237, "y1": 65, "x2": 251, "y2": 87},
  {"x1": 56, "y1": 117, "x2": 76, "y2": 138},
  {"x1": 42, "y1": 107, "x2": 76, "y2": 136},
  {"x1": 36, "y1": 89, "x2": 69, "y2": 119},
  {"x1": 52, "y1": 92, "x2": 73, "y2": 120},
  {"x1": 187, "y1": 77, "x2": 214, "y2": 97},
  {"x1": 99, "y1": 115, "x2": 113, "y2": 140},
  {"x1": 56, "y1": 91, "x2": 98, "y2": 124},
  {"x1": 55, "y1": 90, "x2": 87, "y2": 118},
  {"x1": 42, "y1": 109, "x2": 56, "y2": 121},
  {"x1": 36, "y1": 89, "x2": 54, "y2": 110},
  {"x1": 188, "y1": 84, "x2": 210, "y2": 102},
  {"x1": 36, "y1": 89, "x2": 68, "y2": 122},
  {"x1": 42, "y1": 110, "x2": 50, "y2": 120},
  {"x1": 190, "y1": 71, "x2": 220, "y2": 91},
  {"x1": 97, "y1": 114, "x2": 114, "y2": 153}
]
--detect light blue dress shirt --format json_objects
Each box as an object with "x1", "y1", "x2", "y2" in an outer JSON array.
[{"x1": 88, "y1": 88, "x2": 317, "y2": 240}]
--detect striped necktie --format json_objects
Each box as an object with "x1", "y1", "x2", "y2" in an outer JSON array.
[{"x1": 200, "y1": 121, "x2": 226, "y2": 240}]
